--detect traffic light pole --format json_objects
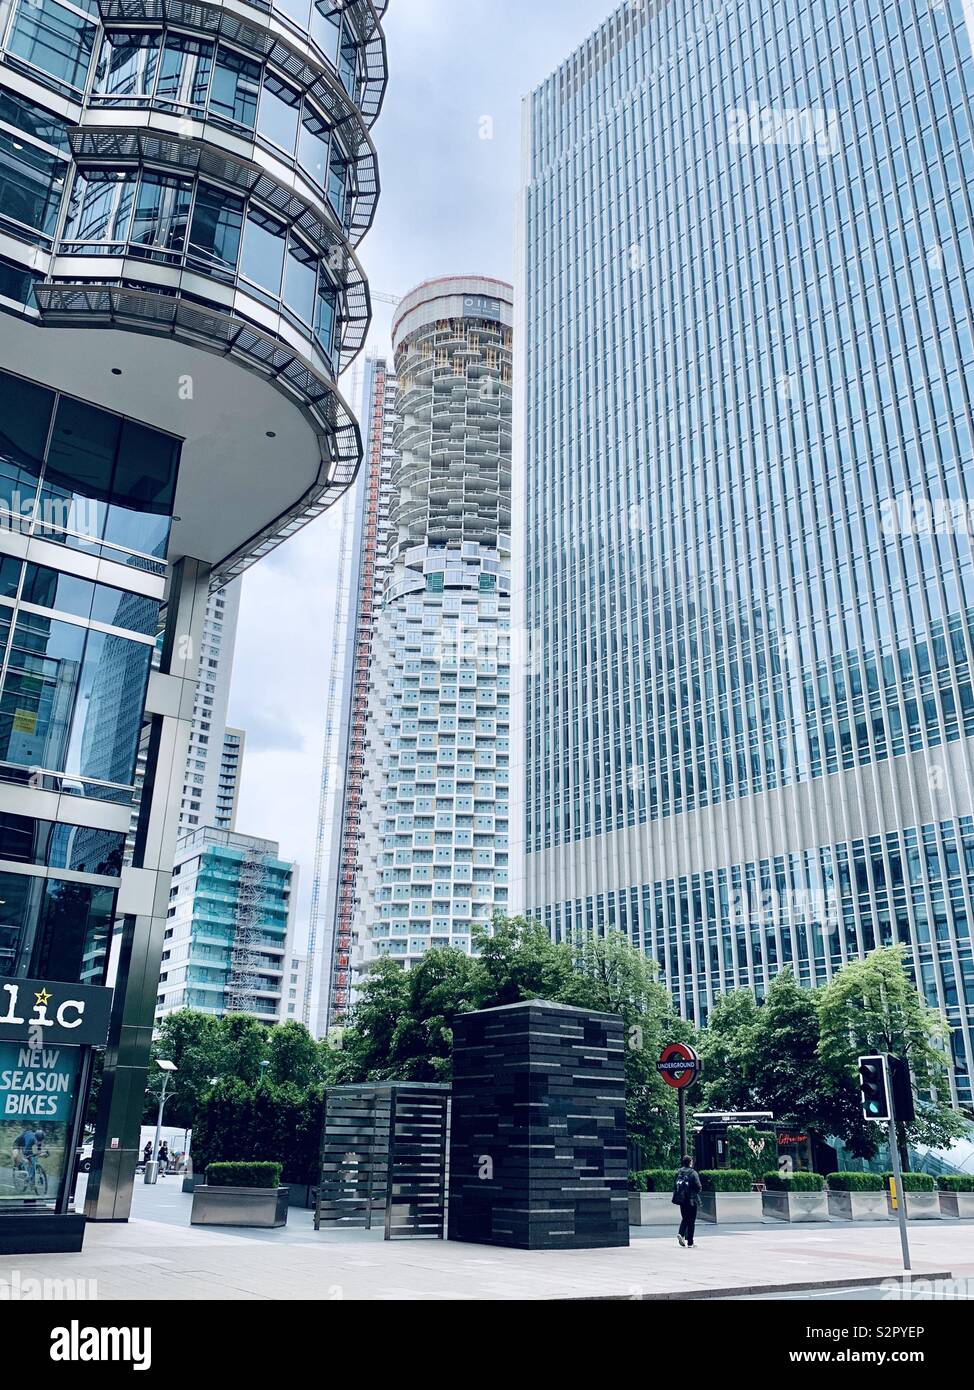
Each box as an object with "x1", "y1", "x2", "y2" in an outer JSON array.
[{"x1": 886, "y1": 1064, "x2": 911, "y2": 1272}]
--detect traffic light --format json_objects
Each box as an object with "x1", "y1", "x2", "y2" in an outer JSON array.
[
  {"x1": 889, "y1": 1055, "x2": 916, "y2": 1123},
  {"x1": 858, "y1": 1054, "x2": 891, "y2": 1122}
]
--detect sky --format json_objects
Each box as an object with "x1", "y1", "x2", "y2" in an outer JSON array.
[{"x1": 227, "y1": 1, "x2": 618, "y2": 944}]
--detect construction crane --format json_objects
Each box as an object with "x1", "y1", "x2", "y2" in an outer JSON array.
[{"x1": 371, "y1": 291, "x2": 402, "y2": 307}]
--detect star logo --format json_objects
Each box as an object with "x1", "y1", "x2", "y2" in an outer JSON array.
[{"x1": 34, "y1": 989, "x2": 51, "y2": 1007}]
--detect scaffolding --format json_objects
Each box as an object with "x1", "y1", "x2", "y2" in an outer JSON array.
[{"x1": 225, "y1": 847, "x2": 268, "y2": 1014}]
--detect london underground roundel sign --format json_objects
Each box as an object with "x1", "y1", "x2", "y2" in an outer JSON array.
[{"x1": 656, "y1": 1042, "x2": 701, "y2": 1089}]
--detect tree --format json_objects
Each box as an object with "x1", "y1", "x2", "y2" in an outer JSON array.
[
  {"x1": 696, "y1": 989, "x2": 761, "y2": 1112},
  {"x1": 266, "y1": 1020, "x2": 328, "y2": 1090},
  {"x1": 142, "y1": 1010, "x2": 225, "y2": 1129},
  {"x1": 468, "y1": 916, "x2": 574, "y2": 1007},
  {"x1": 818, "y1": 946, "x2": 967, "y2": 1162},
  {"x1": 562, "y1": 930, "x2": 697, "y2": 1164}
]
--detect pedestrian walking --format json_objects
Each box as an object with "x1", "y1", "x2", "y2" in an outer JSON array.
[
  {"x1": 672, "y1": 1154, "x2": 702, "y2": 1248},
  {"x1": 157, "y1": 1141, "x2": 169, "y2": 1175}
]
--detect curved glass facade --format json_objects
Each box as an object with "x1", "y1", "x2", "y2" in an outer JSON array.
[
  {"x1": 0, "y1": 0, "x2": 389, "y2": 1223},
  {"x1": 0, "y1": 0, "x2": 385, "y2": 440},
  {"x1": 520, "y1": 0, "x2": 974, "y2": 1105}
]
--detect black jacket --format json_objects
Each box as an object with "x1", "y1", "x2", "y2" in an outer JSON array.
[{"x1": 673, "y1": 1165, "x2": 702, "y2": 1207}]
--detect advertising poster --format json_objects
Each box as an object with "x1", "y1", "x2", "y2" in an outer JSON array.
[{"x1": 0, "y1": 1041, "x2": 80, "y2": 1204}]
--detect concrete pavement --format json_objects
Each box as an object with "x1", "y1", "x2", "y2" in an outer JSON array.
[{"x1": 0, "y1": 1180, "x2": 971, "y2": 1299}]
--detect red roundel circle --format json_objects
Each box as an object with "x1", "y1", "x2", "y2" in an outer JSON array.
[{"x1": 656, "y1": 1042, "x2": 700, "y2": 1089}]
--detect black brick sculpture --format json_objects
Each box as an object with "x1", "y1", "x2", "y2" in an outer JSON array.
[{"x1": 448, "y1": 999, "x2": 629, "y2": 1249}]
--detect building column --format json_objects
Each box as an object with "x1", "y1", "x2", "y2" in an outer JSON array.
[{"x1": 85, "y1": 558, "x2": 210, "y2": 1221}]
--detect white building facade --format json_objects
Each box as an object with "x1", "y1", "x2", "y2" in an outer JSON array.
[{"x1": 353, "y1": 278, "x2": 513, "y2": 976}]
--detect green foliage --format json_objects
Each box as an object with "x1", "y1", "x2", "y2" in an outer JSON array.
[
  {"x1": 629, "y1": 1168, "x2": 676, "y2": 1192},
  {"x1": 696, "y1": 989, "x2": 761, "y2": 1111},
  {"x1": 334, "y1": 916, "x2": 696, "y2": 1163},
  {"x1": 818, "y1": 946, "x2": 967, "y2": 1156},
  {"x1": 826, "y1": 1171, "x2": 885, "y2": 1191},
  {"x1": 726, "y1": 1126, "x2": 778, "y2": 1180},
  {"x1": 937, "y1": 1174, "x2": 974, "y2": 1191},
  {"x1": 696, "y1": 951, "x2": 966, "y2": 1163},
  {"x1": 762, "y1": 1170, "x2": 825, "y2": 1192},
  {"x1": 142, "y1": 1011, "x2": 334, "y2": 1129},
  {"x1": 191, "y1": 1078, "x2": 323, "y2": 1185},
  {"x1": 206, "y1": 1161, "x2": 282, "y2": 1189},
  {"x1": 881, "y1": 1170, "x2": 935, "y2": 1192},
  {"x1": 699, "y1": 1169, "x2": 752, "y2": 1192}
]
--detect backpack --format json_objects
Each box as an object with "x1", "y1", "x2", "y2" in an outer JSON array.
[{"x1": 672, "y1": 1171, "x2": 692, "y2": 1205}]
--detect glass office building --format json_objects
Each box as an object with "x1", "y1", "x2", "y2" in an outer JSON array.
[
  {"x1": 351, "y1": 278, "x2": 513, "y2": 978},
  {"x1": 0, "y1": 0, "x2": 389, "y2": 1215},
  {"x1": 159, "y1": 826, "x2": 297, "y2": 1021},
  {"x1": 515, "y1": 0, "x2": 974, "y2": 1104}
]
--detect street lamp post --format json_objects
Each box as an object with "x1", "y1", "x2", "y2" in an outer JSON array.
[{"x1": 144, "y1": 1059, "x2": 178, "y2": 1186}]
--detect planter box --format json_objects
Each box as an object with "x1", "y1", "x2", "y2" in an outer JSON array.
[
  {"x1": 888, "y1": 1190, "x2": 941, "y2": 1220},
  {"x1": 628, "y1": 1192, "x2": 677, "y2": 1226},
  {"x1": 827, "y1": 1190, "x2": 890, "y2": 1221},
  {"x1": 191, "y1": 1185, "x2": 289, "y2": 1229},
  {"x1": 699, "y1": 1191, "x2": 765, "y2": 1224},
  {"x1": 0, "y1": 1212, "x2": 86, "y2": 1255},
  {"x1": 762, "y1": 1190, "x2": 830, "y2": 1223},
  {"x1": 939, "y1": 1190, "x2": 974, "y2": 1219}
]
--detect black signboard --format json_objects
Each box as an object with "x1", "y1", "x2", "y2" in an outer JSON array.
[
  {"x1": 0, "y1": 977, "x2": 113, "y2": 1046},
  {"x1": 462, "y1": 293, "x2": 503, "y2": 321}
]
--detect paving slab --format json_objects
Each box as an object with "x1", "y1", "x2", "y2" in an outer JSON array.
[{"x1": 0, "y1": 1183, "x2": 971, "y2": 1299}]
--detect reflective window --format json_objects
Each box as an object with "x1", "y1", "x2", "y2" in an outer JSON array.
[
  {"x1": 5, "y1": 0, "x2": 95, "y2": 91},
  {"x1": 310, "y1": 4, "x2": 342, "y2": 65},
  {"x1": 276, "y1": 0, "x2": 310, "y2": 27},
  {"x1": 297, "y1": 109, "x2": 330, "y2": 190},
  {"x1": 36, "y1": 391, "x2": 178, "y2": 560},
  {"x1": 328, "y1": 142, "x2": 347, "y2": 221},
  {"x1": 188, "y1": 183, "x2": 243, "y2": 272},
  {"x1": 93, "y1": 30, "x2": 160, "y2": 99},
  {"x1": 339, "y1": 29, "x2": 357, "y2": 95},
  {"x1": 129, "y1": 172, "x2": 190, "y2": 253},
  {"x1": 0, "y1": 374, "x2": 51, "y2": 518},
  {"x1": 0, "y1": 868, "x2": 116, "y2": 982},
  {"x1": 240, "y1": 207, "x2": 286, "y2": 295},
  {"x1": 0, "y1": 88, "x2": 69, "y2": 150},
  {"x1": 105, "y1": 419, "x2": 179, "y2": 558},
  {"x1": 0, "y1": 812, "x2": 123, "y2": 875},
  {"x1": 155, "y1": 34, "x2": 212, "y2": 109},
  {"x1": 257, "y1": 74, "x2": 300, "y2": 153},
  {"x1": 0, "y1": 610, "x2": 151, "y2": 789},
  {"x1": 209, "y1": 48, "x2": 260, "y2": 129},
  {"x1": 0, "y1": 129, "x2": 67, "y2": 237},
  {"x1": 314, "y1": 281, "x2": 337, "y2": 360},
  {"x1": 62, "y1": 170, "x2": 132, "y2": 247},
  {"x1": 21, "y1": 563, "x2": 94, "y2": 619},
  {"x1": 284, "y1": 237, "x2": 317, "y2": 324}
]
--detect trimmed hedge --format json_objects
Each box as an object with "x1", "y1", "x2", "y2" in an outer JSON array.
[
  {"x1": 629, "y1": 1169, "x2": 678, "y2": 1193},
  {"x1": 826, "y1": 1172, "x2": 885, "y2": 1191},
  {"x1": 881, "y1": 1171, "x2": 935, "y2": 1193},
  {"x1": 206, "y1": 1161, "x2": 282, "y2": 1189},
  {"x1": 937, "y1": 1174, "x2": 974, "y2": 1192},
  {"x1": 192, "y1": 1080, "x2": 324, "y2": 1184},
  {"x1": 762, "y1": 1171, "x2": 825, "y2": 1193},
  {"x1": 699, "y1": 1169, "x2": 753, "y2": 1192}
]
